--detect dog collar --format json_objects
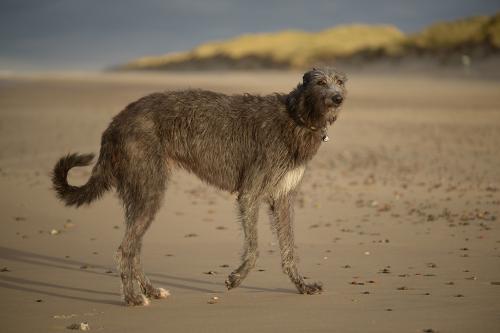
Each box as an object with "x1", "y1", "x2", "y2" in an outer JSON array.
[{"x1": 297, "y1": 115, "x2": 329, "y2": 142}]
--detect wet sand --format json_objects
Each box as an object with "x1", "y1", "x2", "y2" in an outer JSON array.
[{"x1": 0, "y1": 70, "x2": 499, "y2": 332}]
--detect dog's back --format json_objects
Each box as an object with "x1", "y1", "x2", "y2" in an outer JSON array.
[{"x1": 104, "y1": 89, "x2": 320, "y2": 194}]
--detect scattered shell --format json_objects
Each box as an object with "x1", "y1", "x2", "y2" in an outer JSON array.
[
  {"x1": 203, "y1": 271, "x2": 217, "y2": 275},
  {"x1": 50, "y1": 229, "x2": 60, "y2": 235},
  {"x1": 207, "y1": 296, "x2": 219, "y2": 304},
  {"x1": 350, "y1": 281, "x2": 364, "y2": 285},
  {"x1": 67, "y1": 322, "x2": 90, "y2": 331},
  {"x1": 54, "y1": 314, "x2": 77, "y2": 319},
  {"x1": 364, "y1": 251, "x2": 371, "y2": 255}
]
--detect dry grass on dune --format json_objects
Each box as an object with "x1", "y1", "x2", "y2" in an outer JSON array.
[{"x1": 121, "y1": 13, "x2": 500, "y2": 71}]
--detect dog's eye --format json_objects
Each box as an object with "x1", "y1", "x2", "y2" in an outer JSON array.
[
  {"x1": 317, "y1": 80, "x2": 327, "y2": 86},
  {"x1": 336, "y1": 79, "x2": 344, "y2": 85}
]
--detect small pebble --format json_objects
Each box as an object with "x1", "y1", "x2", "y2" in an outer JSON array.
[
  {"x1": 185, "y1": 233, "x2": 198, "y2": 238},
  {"x1": 50, "y1": 229, "x2": 60, "y2": 235},
  {"x1": 203, "y1": 271, "x2": 217, "y2": 275},
  {"x1": 64, "y1": 222, "x2": 75, "y2": 229},
  {"x1": 1, "y1": 267, "x2": 10, "y2": 272}
]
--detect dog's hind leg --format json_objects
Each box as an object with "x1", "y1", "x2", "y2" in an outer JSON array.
[
  {"x1": 115, "y1": 150, "x2": 169, "y2": 305},
  {"x1": 132, "y1": 219, "x2": 170, "y2": 301},
  {"x1": 117, "y1": 215, "x2": 154, "y2": 306},
  {"x1": 268, "y1": 193, "x2": 323, "y2": 294},
  {"x1": 117, "y1": 196, "x2": 170, "y2": 305},
  {"x1": 225, "y1": 193, "x2": 260, "y2": 290}
]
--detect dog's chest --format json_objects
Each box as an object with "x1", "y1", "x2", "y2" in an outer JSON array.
[{"x1": 273, "y1": 166, "x2": 305, "y2": 197}]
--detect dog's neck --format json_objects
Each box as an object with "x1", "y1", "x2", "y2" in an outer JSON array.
[{"x1": 285, "y1": 85, "x2": 330, "y2": 142}]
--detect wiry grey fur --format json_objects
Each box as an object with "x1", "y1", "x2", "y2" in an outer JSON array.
[{"x1": 51, "y1": 68, "x2": 347, "y2": 306}]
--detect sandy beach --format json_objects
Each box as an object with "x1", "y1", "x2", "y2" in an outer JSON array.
[{"x1": 0, "y1": 70, "x2": 499, "y2": 332}]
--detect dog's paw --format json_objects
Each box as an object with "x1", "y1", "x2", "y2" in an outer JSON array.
[
  {"x1": 299, "y1": 282, "x2": 323, "y2": 295},
  {"x1": 225, "y1": 272, "x2": 242, "y2": 290},
  {"x1": 125, "y1": 294, "x2": 150, "y2": 306}
]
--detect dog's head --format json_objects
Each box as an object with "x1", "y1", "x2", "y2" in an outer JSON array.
[{"x1": 288, "y1": 67, "x2": 347, "y2": 130}]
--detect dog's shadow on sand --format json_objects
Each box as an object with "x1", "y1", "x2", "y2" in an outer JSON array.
[{"x1": 0, "y1": 246, "x2": 295, "y2": 306}]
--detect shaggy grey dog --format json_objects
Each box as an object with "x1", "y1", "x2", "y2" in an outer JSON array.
[{"x1": 52, "y1": 68, "x2": 347, "y2": 306}]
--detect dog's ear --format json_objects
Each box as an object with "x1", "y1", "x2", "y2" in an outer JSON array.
[{"x1": 303, "y1": 70, "x2": 315, "y2": 85}]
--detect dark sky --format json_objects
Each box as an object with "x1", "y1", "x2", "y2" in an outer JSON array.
[{"x1": 1, "y1": 0, "x2": 499, "y2": 71}]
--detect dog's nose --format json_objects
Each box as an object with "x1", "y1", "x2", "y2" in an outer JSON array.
[{"x1": 332, "y1": 94, "x2": 343, "y2": 105}]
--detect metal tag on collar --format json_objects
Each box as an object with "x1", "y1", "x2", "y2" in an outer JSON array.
[{"x1": 321, "y1": 128, "x2": 329, "y2": 142}]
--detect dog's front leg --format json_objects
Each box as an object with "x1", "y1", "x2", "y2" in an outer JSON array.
[
  {"x1": 268, "y1": 194, "x2": 323, "y2": 294},
  {"x1": 225, "y1": 193, "x2": 260, "y2": 290}
]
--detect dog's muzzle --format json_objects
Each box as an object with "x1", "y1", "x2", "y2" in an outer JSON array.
[{"x1": 331, "y1": 94, "x2": 343, "y2": 107}]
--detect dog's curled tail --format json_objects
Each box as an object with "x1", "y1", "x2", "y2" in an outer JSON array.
[{"x1": 52, "y1": 152, "x2": 112, "y2": 207}]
